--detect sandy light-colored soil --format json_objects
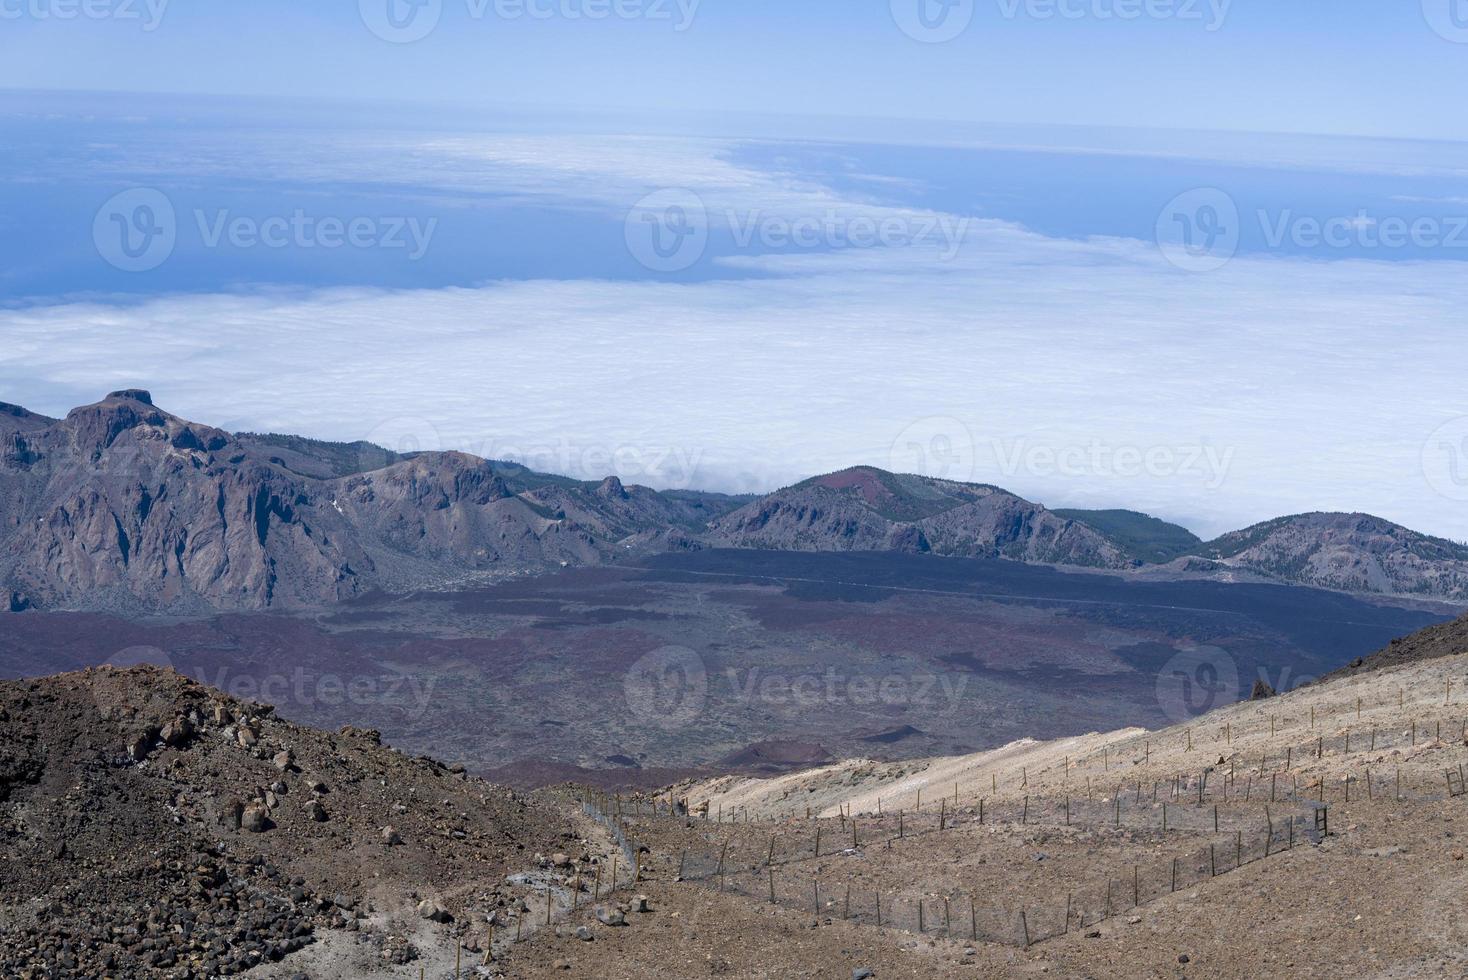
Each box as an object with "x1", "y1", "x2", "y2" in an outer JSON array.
[{"x1": 488, "y1": 652, "x2": 1468, "y2": 979}]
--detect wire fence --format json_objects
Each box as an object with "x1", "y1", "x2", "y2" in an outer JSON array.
[
  {"x1": 582, "y1": 785, "x2": 1329, "y2": 949},
  {"x1": 695, "y1": 819, "x2": 1315, "y2": 947}
]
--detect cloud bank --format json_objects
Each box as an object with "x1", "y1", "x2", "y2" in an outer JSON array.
[{"x1": 3, "y1": 131, "x2": 1466, "y2": 541}]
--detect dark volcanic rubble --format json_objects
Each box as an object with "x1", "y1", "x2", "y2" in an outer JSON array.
[{"x1": 0, "y1": 666, "x2": 577, "y2": 978}]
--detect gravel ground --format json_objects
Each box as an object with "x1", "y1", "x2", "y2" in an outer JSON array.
[{"x1": 489, "y1": 653, "x2": 1468, "y2": 979}]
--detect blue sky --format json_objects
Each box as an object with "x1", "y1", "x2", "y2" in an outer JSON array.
[
  {"x1": 3, "y1": 1, "x2": 1468, "y2": 141},
  {"x1": 2, "y1": 4, "x2": 1468, "y2": 541}
]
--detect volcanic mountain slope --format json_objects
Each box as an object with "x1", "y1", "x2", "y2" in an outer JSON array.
[
  {"x1": 1053, "y1": 508, "x2": 1203, "y2": 563},
  {"x1": 706, "y1": 466, "x2": 1132, "y2": 568},
  {"x1": 0, "y1": 390, "x2": 369, "y2": 613},
  {"x1": 1320, "y1": 607, "x2": 1468, "y2": 682},
  {"x1": 0, "y1": 665, "x2": 590, "y2": 979},
  {"x1": 6, "y1": 391, "x2": 1468, "y2": 611},
  {"x1": 0, "y1": 391, "x2": 740, "y2": 613},
  {"x1": 1198, "y1": 512, "x2": 1468, "y2": 601}
]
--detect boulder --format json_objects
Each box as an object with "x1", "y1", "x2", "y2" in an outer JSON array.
[
  {"x1": 126, "y1": 735, "x2": 151, "y2": 762},
  {"x1": 303, "y1": 800, "x2": 328, "y2": 822},
  {"x1": 161, "y1": 716, "x2": 194, "y2": 747},
  {"x1": 594, "y1": 905, "x2": 626, "y2": 927},
  {"x1": 241, "y1": 803, "x2": 271, "y2": 833},
  {"x1": 416, "y1": 899, "x2": 451, "y2": 923},
  {"x1": 381, "y1": 826, "x2": 402, "y2": 846}
]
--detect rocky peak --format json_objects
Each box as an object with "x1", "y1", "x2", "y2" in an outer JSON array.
[
  {"x1": 106, "y1": 389, "x2": 154, "y2": 406},
  {"x1": 63, "y1": 392, "x2": 170, "y2": 453},
  {"x1": 596, "y1": 475, "x2": 629, "y2": 500}
]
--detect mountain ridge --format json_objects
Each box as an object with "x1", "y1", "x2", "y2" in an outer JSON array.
[{"x1": 3, "y1": 391, "x2": 1465, "y2": 612}]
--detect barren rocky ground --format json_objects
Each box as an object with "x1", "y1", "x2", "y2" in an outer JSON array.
[
  {"x1": 3, "y1": 609, "x2": 1467, "y2": 977},
  {"x1": 489, "y1": 650, "x2": 1468, "y2": 979},
  {"x1": 0, "y1": 666, "x2": 625, "y2": 979}
]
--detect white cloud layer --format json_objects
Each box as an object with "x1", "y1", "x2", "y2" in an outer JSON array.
[{"x1": 4, "y1": 133, "x2": 1467, "y2": 542}]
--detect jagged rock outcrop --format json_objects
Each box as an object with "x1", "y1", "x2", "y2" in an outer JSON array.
[
  {"x1": 0, "y1": 391, "x2": 367, "y2": 612},
  {"x1": 0, "y1": 392, "x2": 730, "y2": 613}
]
